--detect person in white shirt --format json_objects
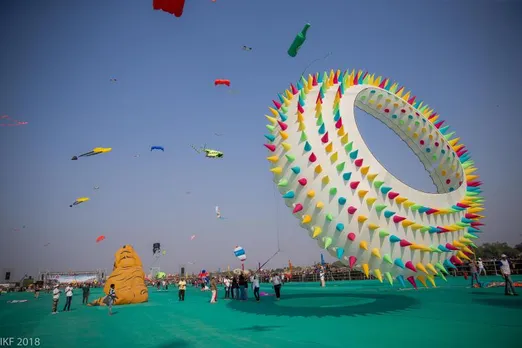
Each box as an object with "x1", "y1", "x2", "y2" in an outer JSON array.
[
  {"x1": 499, "y1": 254, "x2": 518, "y2": 296},
  {"x1": 51, "y1": 284, "x2": 61, "y2": 314},
  {"x1": 271, "y1": 273, "x2": 282, "y2": 300},
  {"x1": 223, "y1": 277, "x2": 231, "y2": 299},
  {"x1": 63, "y1": 284, "x2": 73, "y2": 311},
  {"x1": 319, "y1": 267, "x2": 326, "y2": 287},
  {"x1": 252, "y1": 274, "x2": 260, "y2": 302},
  {"x1": 477, "y1": 258, "x2": 486, "y2": 275}
]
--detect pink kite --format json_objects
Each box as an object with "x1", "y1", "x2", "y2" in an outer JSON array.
[{"x1": 1, "y1": 115, "x2": 28, "y2": 127}]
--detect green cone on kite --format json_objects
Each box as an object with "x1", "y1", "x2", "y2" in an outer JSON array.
[{"x1": 288, "y1": 23, "x2": 311, "y2": 57}]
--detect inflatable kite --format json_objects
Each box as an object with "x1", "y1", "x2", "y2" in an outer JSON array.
[
  {"x1": 288, "y1": 23, "x2": 310, "y2": 57},
  {"x1": 70, "y1": 197, "x2": 89, "y2": 207},
  {"x1": 242, "y1": 46, "x2": 253, "y2": 51},
  {"x1": 153, "y1": 0, "x2": 185, "y2": 17},
  {"x1": 153, "y1": 243, "x2": 161, "y2": 255},
  {"x1": 89, "y1": 245, "x2": 148, "y2": 306},
  {"x1": 109, "y1": 78, "x2": 117, "y2": 82},
  {"x1": 93, "y1": 186, "x2": 100, "y2": 190},
  {"x1": 0, "y1": 115, "x2": 28, "y2": 127},
  {"x1": 234, "y1": 246, "x2": 247, "y2": 262},
  {"x1": 190, "y1": 234, "x2": 196, "y2": 240},
  {"x1": 71, "y1": 147, "x2": 112, "y2": 160},
  {"x1": 96, "y1": 235, "x2": 105, "y2": 243},
  {"x1": 214, "y1": 79, "x2": 230, "y2": 87},
  {"x1": 264, "y1": 69, "x2": 483, "y2": 289},
  {"x1": 151, "y1": 146, "x2": 164, "y2": 151}
]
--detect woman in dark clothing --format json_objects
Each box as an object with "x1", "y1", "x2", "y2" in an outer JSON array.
[{"x1": 231, "y1": 276, "x2": 239, "y2": 299}]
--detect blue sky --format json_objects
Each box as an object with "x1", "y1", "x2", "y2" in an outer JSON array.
[{"x1": 1, "y1": 0, "x2": 521, "y2": 278}]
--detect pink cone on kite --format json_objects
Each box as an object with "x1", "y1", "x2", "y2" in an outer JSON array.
[
  {"x1": 273, "y1": 100, "x2": 282, "y2": 109},
  {"x1": 350, "y1": 181, "x2": 360, "y2": 190},
  {"x1": 426, "y1": 209, "x2": 438, "y2": 215},
  {"x1": 264, "y1": 144, "x2": 276, "y2": 152},
  {"x1": 309, "y1": 153, "x2": 317, "y2": 162},
  {"x1": 407, "y1": 276, "x2": 418, "y2": 289},
  {"x1": 349, "y1": 256, "x2": 357, "y2": 269},
  {"x1": 298, "y1": 178, "x2": 307, "y2": 186},
  {"x1": 445, "y1": 243, "x2": 459, "y2": 251},
  {"x1": 347, "y1": 206, "x2": 357, "y2": 215},
  {"x1": 335, "y1": 118, "x2": 343, "y2": 129},
  {"x1": 293, "y1": 204, "x2": 303, "y2": 214},
  {"x1": 347, "y1": 232, "x2": 356, "y2": 241},
  {"x1": 321, "y1": 132, "x2": 329, "y2": 143},
  {"x1": 312, "y1": 74, "x2": 318, "y2": 86},
  {"x1": 291, "y1": 84, "x2": 298, "y2": 95},
  {"x1": 400, "y1": 240, "x2": 412, "y2": 247},
  {"x1": 388, "y1": 192, "x2": 400, "y2": 200},
  {"x1": 405, "y1": 261, "x2": 417, "y2": 272},
  {"x1": 316, "y1": 94, "x2": 323, "y2": 104},
  {"x1": 393, "y1": 215, "x2": 406, "y2": 223},
  {"x1": 457, "y1": 203, "x2": 470, "y2": 208},
  {"x1": 465, "y1": 213, "x2": 480, "y2": 219},
  {"x1": 450, "y1": 255, "x2": 463, "y2": 265},
  {"x1": 354, "y1": 159, "x2": 364, "y2": 167},
  {"x1": 277, "y1": 121, "x2": 288, "y2": 131},
  {"x1": 298, "y1": 104, "x2": 304, "y2": 113}
]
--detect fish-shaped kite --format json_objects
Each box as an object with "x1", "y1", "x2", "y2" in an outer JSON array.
[
  {"x1": 70, "y1": 197, "x2": 89, "y2": 207},
  {"x1": 288, "y1": 23, "x2": 311, "y2": 57},
  {"x1": 71, "y1": 147, "x2": 111, "y2": 160},
  {"x1": 1, "y1": 115, "x2": 28, "y2": 127}
]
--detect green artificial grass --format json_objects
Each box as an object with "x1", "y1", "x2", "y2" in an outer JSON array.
[{"x1": 0, "y1": 276, "x2": 521, "y2": 348}]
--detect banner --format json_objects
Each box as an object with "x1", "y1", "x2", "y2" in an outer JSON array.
[{"x1": 49, "y1": 274, "x2": 98, "y2": 284}]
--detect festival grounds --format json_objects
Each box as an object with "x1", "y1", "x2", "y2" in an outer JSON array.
[{"x1": 1, "y1": 277, "x2": 521, "y2": 348}]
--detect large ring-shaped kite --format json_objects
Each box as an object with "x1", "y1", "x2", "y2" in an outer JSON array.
[{"x1": 264, "y1": 70, "x2": 484, "y2": 289}]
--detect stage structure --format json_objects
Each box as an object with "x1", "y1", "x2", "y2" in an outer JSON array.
[
  {"x1": 39, "y1": 270, "x2": 105, "y2": 284},
  {"x1": 264, "y1": 69, "x2": 484, "y2": 290}
]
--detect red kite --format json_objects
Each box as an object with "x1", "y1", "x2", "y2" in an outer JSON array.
[
  {"x1": 215, "y1": 79, "x2": 230, "y2": 87},
  {"x1": 153, "y1": 0, "x2": 185, "y2": 18},
  {"x1": 96, "y1": 235, "x2": 106, "y2": 243}
]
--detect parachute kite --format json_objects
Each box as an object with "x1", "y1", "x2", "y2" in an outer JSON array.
[
  {"x1": 1, "y1": 115, "x2": 28, "y2": 127},
  {"x1": 96, "y1": 235, "x2": 105, "y2": 243},
  {"x1": 109, "y1": 78, "x2": 117, "y2": 82},
  {"x1": 242, "y1": 46, "x2": 252, "y2": 51},
  {"x1": 153, "y1": 0, "x2": 185, "y2": 17},
  {"x1": 288, "y1": 23, "x2": 311, "y2": 57},
  {"x1": 71, "y1": 147, "x2": 112, "y2": 160},
  {"x1": 214, "y1": 79, "x2": 230, "y2": 87},
  {"x1": 70, "y1": 197, "x2": 89, "y2": 207},
  {"x1": 151, "y1": 146, "x2": 164, "y2": 151}
]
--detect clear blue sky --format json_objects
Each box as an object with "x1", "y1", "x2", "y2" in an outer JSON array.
[{"x1": 1, "y1": 0, "x2": 521, "y2": 279}]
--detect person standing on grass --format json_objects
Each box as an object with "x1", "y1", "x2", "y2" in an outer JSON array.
[
  {"x1": 82, "y1": 283, "x2": 90, "y2": 305},
  {"x1": 210, "y1": 277, "x2": 217, "y2": 303},
  {"x1": 223, "y1": 276, "x2": 231, "y2": 299},
  {"x1": 178, "y1": 278, "x2": 186, "y2": 301},
  {"x1": 252, "y1": 274, "x2": 260, "y2": 302},
  {"x1": 231, "y1": 276, "x2": 239, "y2": 300},
  {"x1": 238, "y1": 273, "x2": 247, "y2": 301},
  {"x1": 51, "y1": 284, "x2": 61, "y2": 314},
  {"x1": 63, "y1": 284, "x2": 73, "y2": 311},
  {"x1": 470, "y1": 259, "x2": 482, "y2": 288},
  {"x1": 34, "y1": 285, "x2": 40, "y2": 299},
  {"x1": 498, "y1": 254, "x2": 518, "y2": 296},
  {"x1": 271, "y1": 273, "x2": 282, "y2": 300},
  {"x1": 108, "y1": 284, "x2": 117, "y2": 315},
  {"x1": 477, "y1": 258, "x2": 486, "y2": 275}
]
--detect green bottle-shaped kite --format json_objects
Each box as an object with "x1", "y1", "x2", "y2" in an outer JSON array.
[{"x1": 287, "y1": 23, "x2": 311, "y2": 57}]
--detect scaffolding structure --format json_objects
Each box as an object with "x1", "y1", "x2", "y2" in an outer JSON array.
[{"x1": 38, "y1": 269, "x2": 106, "y2": 284}]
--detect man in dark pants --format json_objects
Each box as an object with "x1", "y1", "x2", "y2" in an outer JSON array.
[
  {"x1": 178, "y1": 278, "x2": 186, "y2": 301},
  {"x1": 82, "y1": 283, "x2": 90, "y2": 304}
]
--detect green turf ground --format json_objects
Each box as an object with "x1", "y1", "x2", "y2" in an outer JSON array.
[{"x1": 0, "y1": 276, "x2": 521, "y2": 348}]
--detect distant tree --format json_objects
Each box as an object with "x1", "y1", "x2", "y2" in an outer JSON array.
[
  {"x1": 515, "y1": 243, "x2": 522, "y2": 253},
  {"x1": 475, "y1": 242, "x2": 518, "y2": 259}
]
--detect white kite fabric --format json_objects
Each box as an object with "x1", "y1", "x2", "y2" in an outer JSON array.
[{"x1": 264, "y1": 70, "x2": 483, "y2": 288}]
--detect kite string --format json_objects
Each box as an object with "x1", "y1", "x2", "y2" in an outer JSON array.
[
  {"x1": 300, "y1": 52, "x2": 333, "y2": 77},
  {"x1": 256, "y1": 184, "x2": 282, "y2": 273}
]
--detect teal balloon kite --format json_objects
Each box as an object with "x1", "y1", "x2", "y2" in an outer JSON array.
[{"x1": 288, "y1": 23, "x2": 311, "y2": 57}]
